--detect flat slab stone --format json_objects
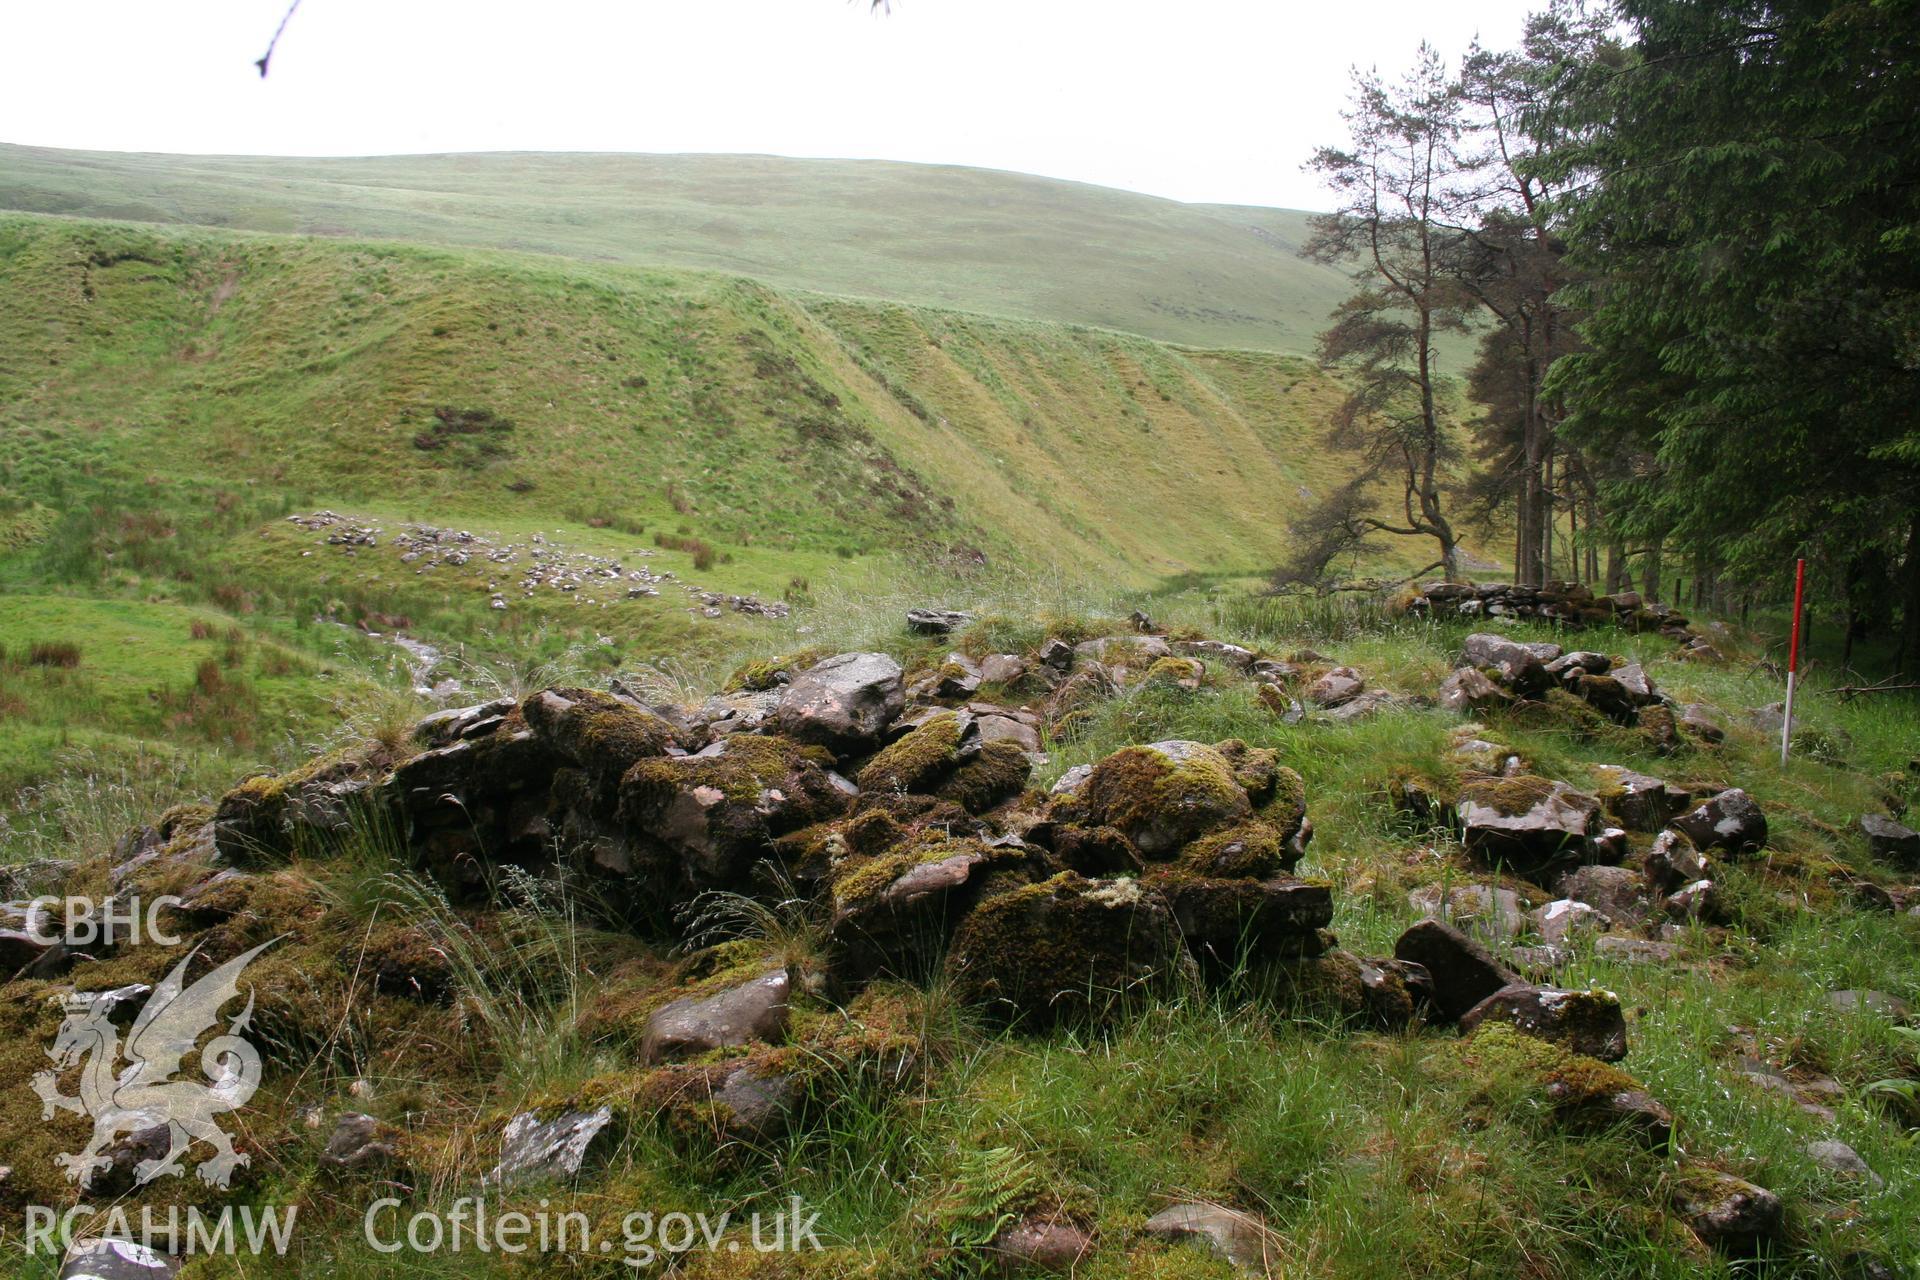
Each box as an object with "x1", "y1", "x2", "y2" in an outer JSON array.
[
  {"x1": 1142, "y1": 1203, "x2": 1270, "y2": 1272},
  {"x1": 59, "y1": 1239, "x2": 179, "y2": 1280},
  {"x1": 641, "y1": 968, "x2": 791, "y2": 1063},
  {"x1": 906, "y1": 608, "x2": 973, "y2": 635},
  {"x1": 485, "y1": 1107, "x2": 615, "y2": 1187},
  {"x1": 1829, "y1": 989, "x2": 1912, "y2": 1020},
  {"x1": 1393, "y1": 919, "x2": 1520, "y2": 1022},
  {"x1": 1594, "y1": 936, "x2": 1680, "y2": 965}
]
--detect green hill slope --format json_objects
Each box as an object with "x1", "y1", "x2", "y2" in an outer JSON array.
[
  {"x1": 0, "y1": 145, "x2": 1353, "y2": 353},
  {"x1": 3, "y1": 212, "x2": 1498, "y2": 820},
  {"x1": 1, "y1": 213, "x2": 1470, "y2": 596}
]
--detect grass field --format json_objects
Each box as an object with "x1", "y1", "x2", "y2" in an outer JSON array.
[{"x1": 0, "y1": 145, "x2": 1359, "y2": 355}]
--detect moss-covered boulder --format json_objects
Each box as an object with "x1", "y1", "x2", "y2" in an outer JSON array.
[
  {"x1": 1170, "y1": 820, "x2": 1292, "y2": 879},
  {"x1": 1261, "y1": 949, "x2": 1427, "y2": 1029},
  {"x1": 1637, "y1": 703, "x2": 1682, "y2": 754},
  {"x1": 640, "y1": 966, "x2": 791, "y2": 1064},
  {"x1": 212, "y1": 748, "x2": 383, "y2": 864},
  {"x1": 1671, "y1": 1166, "x2": 1784, "y2": 1255},
  {"x1": 1043, "y1": 821, "x2": 1148, "y2": 877},
  {"x1": 859, "y1": 711, "x2": 969, "y2": 795},
  {"x1": 1456, "y1": 774, "x2": 1600, "y2": 881},
  {"x1": 354, "y1": 923, "x2": 456, "y2": 1002},
  {"x1": 1039, "y1": 664, "x2": 1119, "y2": 730},
  {"x1": 724, "y1": 650, "x2": 825, "y2": 694},
  {"x1": 1054, "y1": 740, "x2": 1251, "y2": 858},
  {"x1": 1592, "y1": 766, "x2": 1690, "y2": 833},
  {"x1": 1570, "y1": 673, "x2": 1640, "y2": 723},
  {"x1": 620, "y1": 984, "x2": 930, "y2": 1167},
  {"x1": 521, "y1": 686, "x2": 677, "y2": 793},
  {"x1": 942, "y1": 740, "x2": 1034, "y2": 814},
  {"x1": 770, "y1": 796, "x2": 980, "y2": 891},
  {"x1": 1141, "y1": 655, "x2": 1206, "y2": 691},
  {"x1": 824, "y1": 836, "x2": 1010, "y2": 987},
  {"x1": 1457, "y1": 983, "x2": 1630, "y2": 1061},
  {"x1": 621, "y1": 1056, "x2": 805, "y2": 1164},
  {"x1": 384, "y1": 712, "x2": 569, "y2": 894},
  {"x1": 1458, "y1": 1022, "x2": 1673, "y2": 1148},
  {"x1": 1501, "y1": 688, "x2": 1641, "y2": 748},
  {"x1": 943, "y1": 872, "x2": 1197, "y2": 1029},
  {"x1": 1034, "y1": 741, "x2": 1317, "y2": 985},
  {"x1": 618, "y1": 734, "x2": 854, "y2": 889},
  {"x1": 854, "y1": 711, "x2": 1032, "y2": 814},
  {"x1": 1148, "y1": 872, "x2": 1333, "y2": 973}
]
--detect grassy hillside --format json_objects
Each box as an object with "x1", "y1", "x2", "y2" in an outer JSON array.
[
  {"x1": 0, "y1": 145, "x2": 1355, "y2": 353},
  {"x1": 0, "y1": 212, "x2": 1478, "y2": 594},
  {"x1": 0, "y1": 212, "x2": 1494, "y2": 825}
]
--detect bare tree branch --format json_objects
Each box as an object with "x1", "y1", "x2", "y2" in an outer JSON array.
[{"x1": 255, "y1": 0, "x2": 303, "y2": 78}]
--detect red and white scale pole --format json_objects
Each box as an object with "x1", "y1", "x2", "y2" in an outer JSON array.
[{"x1": 1781, "y1": 557, "x2": 1806, "y2": 766}]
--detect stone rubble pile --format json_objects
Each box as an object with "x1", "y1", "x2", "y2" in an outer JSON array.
[
  {"x1": 1410, "y1": 581, "x2": 1691, "y2": 634},
  {"x1": 282, "y1": 510, "x2": 785, "y2": 620},
  {"x1": 26, "y1": 606, "x2": 1919, "y2": 1270}
]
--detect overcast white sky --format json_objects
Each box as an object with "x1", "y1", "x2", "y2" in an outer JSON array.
[{"x1": 0, "y1": 0, "x2": 1542, "y2": 210}]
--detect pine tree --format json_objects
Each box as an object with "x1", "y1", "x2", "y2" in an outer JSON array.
[
  {"x1": 1544, "y1": 0, "x2": 1920, "y2": 665},
  {"x1": 1301, "y1": 45, "x2": 1478, "y2": 582}
]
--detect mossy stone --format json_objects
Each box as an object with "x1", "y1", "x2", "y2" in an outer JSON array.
[
  {"x1": 856, "y1": 711, "x2": 965, "y2": 795},
  {"x1": 1141, "y1": 656, "x2": 1205, "y2": 689},
  {"x1": 1459, "y1": 1022, "x2": 1670, "y2": 1146},
  {"x1": 1175, "y1": 821, "x2": 1288, "y2": 878},
  {"x1": 1460, "y1": 774, "x2": 1561, "y2": 818},
  {"x1": 943, "y1": 872, "x2": 1197, "y2": 1029},
  {"x1": 935, "y1": 738, "x2": 1032, "y2": 813},
  {"x1": 617, "y1": 734, "x2": 851, "y2": 888},
  {"x1": 1063, "y1": 740, "x2": 1251, "y2": 857},
  {"x1": 523, "y1": 687, "x2": 677, "y2": 790}
]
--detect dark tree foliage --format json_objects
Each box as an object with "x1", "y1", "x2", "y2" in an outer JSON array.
[
  {"x1": 1542, "y1": 0, "x2": 1920, "y2": 666},
  {"x1": 1454, "y1": 6, "x2": 1617, "y2": 587}
]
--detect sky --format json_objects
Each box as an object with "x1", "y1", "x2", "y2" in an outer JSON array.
[{"x1": 0, "y1": 0, "x2": 1543, "y2": 211}]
